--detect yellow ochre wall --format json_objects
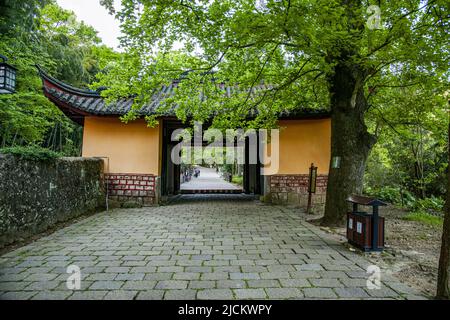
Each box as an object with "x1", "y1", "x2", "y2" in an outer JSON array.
[
  {"x1": 82, "y1": 117, "x2": 329, "y2": 176},
  {"x1": 276, "y1": 119, "x2": 331, "y2": 174},
  {"x1": 82, "y1": 117, "x2": 161, "y2": 175}
]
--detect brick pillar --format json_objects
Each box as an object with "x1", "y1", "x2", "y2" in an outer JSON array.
[
  {"x1": 105, "y1": 173, "x2": 157, "y2": 206},
  {"x1": 268, "y1": 174, "x2": 328, "y2": 211}
]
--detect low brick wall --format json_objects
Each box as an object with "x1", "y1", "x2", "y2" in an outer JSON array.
[
  {"x1": 0, "y1": 154, "x2": 105, "y2": 247},
  {"x1": 105, "y1": 173, "x2": 158, "y2": 206},
  {"x1": 268, "y1": 174, "x2": 328, "y2": 211}
]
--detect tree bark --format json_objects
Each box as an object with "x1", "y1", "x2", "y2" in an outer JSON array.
[
  {"x1": 436, "y1": 118, "x2": 450, "y2": 299},
  {"x1": 321, "y1": 60, "x2": 376, "y2": 227}
]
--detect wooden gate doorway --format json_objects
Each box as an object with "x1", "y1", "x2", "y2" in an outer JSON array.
[{"x1": 161, "y1": 119, "x2": 263, "y2": 198}]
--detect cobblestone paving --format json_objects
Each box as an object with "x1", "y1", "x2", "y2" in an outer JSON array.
[{"x1": 0, "y1": 195, "x2": 425, "y2": 300}]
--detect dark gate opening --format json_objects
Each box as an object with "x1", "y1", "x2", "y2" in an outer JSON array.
[{"x1": 161, "y1": 119, "x2": 263, "y2": 199}]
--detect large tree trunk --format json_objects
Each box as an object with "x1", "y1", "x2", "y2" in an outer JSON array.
[
  {"x1": 436, "y1": 119, "x2": 450, "y2": 299},
  {"x1": 321, "y1": 60, "x2": 376, "y2": 227}
]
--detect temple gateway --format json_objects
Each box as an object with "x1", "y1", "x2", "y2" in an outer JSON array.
[{"x1": 38, "y1": 66, "x2": 331, "y2": 209}]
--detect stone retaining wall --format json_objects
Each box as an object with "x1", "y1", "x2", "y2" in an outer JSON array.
[{"x1": 0, "y1": 154, "x2": 105, "y2": 247}]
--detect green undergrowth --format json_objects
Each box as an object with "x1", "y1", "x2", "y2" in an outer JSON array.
[
  {"x1": 403, "y1": 211, "x2": 443, "y2": 227},
  {"x1": 0, "y1": 145, "x2": 62, "y2": 161}
]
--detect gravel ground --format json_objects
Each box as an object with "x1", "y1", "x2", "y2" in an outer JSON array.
[{"x1": 303, "y1": 205, "x2": 442, "y2": 298}]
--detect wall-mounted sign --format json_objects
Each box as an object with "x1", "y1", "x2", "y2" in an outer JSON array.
[{"x1": 331, "y1": 156, "x2": 341, "y2": 169}]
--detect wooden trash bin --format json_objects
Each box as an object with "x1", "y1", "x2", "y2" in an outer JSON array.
[{"x1": 346, "y1": 195, "x2": 387, "y2": 252}]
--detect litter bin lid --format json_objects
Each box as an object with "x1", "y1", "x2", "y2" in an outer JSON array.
[
  {"x1": 347, "y1": 195, "x2": 387, "y2": 206},
  {"x1": 349, "y1": 211, "x2": 370, "y2": 216}
]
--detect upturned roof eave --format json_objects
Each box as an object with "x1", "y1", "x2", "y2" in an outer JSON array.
[{"x1": 36, "y1": 65, "x2": 101, "y2": 98}]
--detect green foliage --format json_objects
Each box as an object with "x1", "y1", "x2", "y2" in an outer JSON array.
[
  {"x1": 403, "y1": 211, "x2": 443, "y2": 227},
  {"x1": 365, "y1": 186, "x2": 403, "y2": 204},
  {"x1": 232, "y1": 176, "x2": 243, "y2": 186},
  {"x1": 37, "y1": 2, "x2": 118, "y2": 87},
  {"x1": 95, "y1": 0, "x2": 448, "y2": 130},
  {"x1": 0, "y1": 145, "x2": 61, "y2": 160},
  {"x1": 365, "y1": 184, "x2": 444, "y2": 215},
  {"x1": 221, "y1": 164, "x2": 233, "y2": 174},
  {"x1": 365, "y1": 80, "x2": 448, "y2": 200},
  {"x1": 411, "y1": 197, "x2": 445, "y2": 216},
  {"x1": 0, "y1": 0, "x2": 49, "y2": 35},
  {"x1": 0, "y1": 0, "x2": 120, "y2": 155}
]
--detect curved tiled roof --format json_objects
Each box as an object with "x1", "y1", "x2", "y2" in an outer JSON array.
[{"x1": 37, "y1": 65, "x2": 330, "y2": 125}]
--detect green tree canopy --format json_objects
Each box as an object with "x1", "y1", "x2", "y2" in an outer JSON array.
[
  {"x1": 0, "y1": 0, "x2": 121, "y2": 153},
  {"x1": 96, "y1": 0, "x2": 448, "y2": 127}
]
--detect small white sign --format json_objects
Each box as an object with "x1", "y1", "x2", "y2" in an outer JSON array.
[
  {"x1": 348, "y1": 218, "x2": 353, "y2": 229},
  {"x1": 356, "y1": 222, "x2": 363, "y2": 234}
]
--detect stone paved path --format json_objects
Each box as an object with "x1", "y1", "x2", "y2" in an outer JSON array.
[
  {"x1": 0, "y1": 195, "x2": 424, "y2": 300},
  {"x1": 180, "y1": 167, "x2": 241, "y2": 191}
]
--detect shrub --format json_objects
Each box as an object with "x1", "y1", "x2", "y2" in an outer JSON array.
[
  {"x1": 401, "y1": 195, "x2": 444, "y2": 226},
  {"x1": 364, "y1": 186, "x2": 420, "y2": 208},
  {"x1": 0, "y1": 145, "x2": 61, "y2": 161},
  {"x1": 400, "y1": 190, "x2": 417, "y2": 208},
  {"x1": 232, "y1": 175, "x2": 243, "y2": 186},
  {"x1": 221, "y1": 164, "x2": 233, "y2": 174},
  {"x1": 364, "y1": 186, "x2": 402, "y2": 204},
  {"x1": 411, "y1": 196, "x2": 445, "y2": 216},
  {"x1": 403, "y1": 211, "x2": 443, "y2": 226}
]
